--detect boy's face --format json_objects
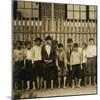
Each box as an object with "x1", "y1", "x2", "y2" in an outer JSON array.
[
  {"x1": 27, "y1": 44, "x2": 31, "y2": 49},
  {"x1": 36, "y1": 40, "x2": 41, "y2": 46},
  {"x1": 68, "y1": 42, "x2": 73, "y2": 47},
  {"x1": 73, "y1": 47, "x2": 78, "y2": 51},
  {"x1": 58, "y1": 47, "x2": 63, "y2": 52},
  {"x1": 16, "y1": 43, "x2": 21, "y2": 49},
  {"x1": 82, "y1": 44, "x2": 86, "y2": 49},
  {"x1": 89, "y1": 40, "x2": 94, "y2": 45}
]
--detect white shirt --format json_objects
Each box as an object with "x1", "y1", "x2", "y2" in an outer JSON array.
[
  {"x1": 86, "y1": 45, "x2": 96, "y2": 58},
  {"x1": 82, "y1": 49, "x2": 87, "y2": 63},
  {"x1": 45, "y1": 44, "x2": 51, "y2": 56},
  {"x1": 32, "y1": 45, "x2": 42, "y2": 62},
  {"x1": 70, "y1": 50, "x2": 82, "y2": 65},
  {"x1": 14, "y1": 49, "x2": 24, "y2": 62},
  {"x1": 25, "y1": 49, "x2": 33, "y2": 61}
]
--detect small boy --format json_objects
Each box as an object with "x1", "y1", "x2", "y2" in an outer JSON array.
[
  {"x1": 13, "y1": 41, "x2": 24, "y2": 90},
  {"x1": 32, "y1": 37, "x2": 43, "y2": 90},
  {"x1": 56, "y1": 43, "x2": 68, "y2": 88},
  {"x1": 86, "y1": 38, "x2": 97, "y2": 86},
  {"x1": 81, "y1": 43, "x2": 88, "y2": 87},
  {"x1": 70, "y1": 43, "x2": 82, "y2": 88},
  {"x1": 24, "y1": 41, "x2": 35, "y2": 90}
]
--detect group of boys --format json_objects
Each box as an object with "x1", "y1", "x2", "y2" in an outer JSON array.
[{"x1": 13, "y1": 35, "x2": 97, "y2": 90}]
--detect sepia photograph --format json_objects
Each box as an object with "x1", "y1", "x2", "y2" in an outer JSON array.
[{"x1": 12, "y1": 0, "x2": 97, "y2": 99}]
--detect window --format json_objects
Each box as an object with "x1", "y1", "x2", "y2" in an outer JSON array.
[
  {"x1": 16, "y1": 1, "x2": 39, "y2": 19},
  {"x1": 67, "y1": 4, "x2": 86, "y2": 20},
  {"x1": 89, "y1": 6, "x2": 97, "y2": 19}
]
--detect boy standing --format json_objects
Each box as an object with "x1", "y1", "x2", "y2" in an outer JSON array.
[
  {"x1": 86, "y1": 38, "x2": 97, "y2": 86},
  {"x1": 56, "y1": 43, "x2": 68, "y2": 88},
  {"x1": 24, "y1": 41, "x2": 35, "y2": 90},
  {"x1": 32, "y1": 37, "x2": 43, "y2": 90},
  {"x1": 70, "y1": 43, "x2": 82, "y2": 88},
  {"x1": 13, "y1": 41, "x2": 24, "y2": 90}
]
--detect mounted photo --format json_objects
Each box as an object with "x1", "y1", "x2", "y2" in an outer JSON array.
[{"x1": 12, "y1": 0, "x2": 97, "y2": 99}]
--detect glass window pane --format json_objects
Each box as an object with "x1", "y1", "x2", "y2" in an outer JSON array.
[
  {"x1": 80, "y1": 11, "x2": 86, "y2": 19},
  {"x1": 80, "y1": 5, "x2": 86, "y2": 11},
  {"x1": 89, "y1": 11, "x2": 94, "y2": 19},
  {"x1": 33, "y1": 2, "x2": 39, "y2": 9},
  {"x1": 74, "y1": 5, "x2": 79, "y2": 10},
  {"x1": 17, "y1": 1, "x2": 24, "y2": 8},
  {"x1": 89, "y1": 6, "x2": 95, "y2": 11},
  {"x1": 67, "y1": 4, "x2": 73, "y2": 10},
  {"x1": 67, "y1": 11, "x2": 73, "y2": 19},
  {"x1": 25, "y1": 2, "x2": 32, "y2": 8},
  {"x1": 17, "y1": 9, "x2": 23, "y2": 17},
  {"x1": 23, "y1": 9, "x2": 32, "y2": 18},
  {"x1": 32, "y1": 10, "x2": 39, "y2": 18},
  {"x1": 74, "y1": 11, "x2": 79, "y2": 19}
]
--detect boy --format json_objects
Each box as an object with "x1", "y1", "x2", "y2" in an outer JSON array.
[
  {"x1": 70, "y1": 43, "x2": 82, "y2": 88},
  {"x1": 13, "y1": 41, "x2": 24, "y2": 90},
  {"x1": 81, "y1": 43, "x2": 88, "y2": 86},
  {"x1": 24, "y1": 41, "x2": 35, "y2": 90},
  {"x1": 66, "y1": 38, "x2": 73, "y2": 87},
  {"x1": 86, "y1": 38, "x2": 97, "y2": 86},
  {"x1": 32, "y1": 37, "x2": 43, "y2": 90},
  {"x1": 56, "y1": 43, "x2": 68, "y2": 88}
]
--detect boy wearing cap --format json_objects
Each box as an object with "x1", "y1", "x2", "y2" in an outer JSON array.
[{"x1": 32, "y1": 37, "x2": 43, "y2": 90}]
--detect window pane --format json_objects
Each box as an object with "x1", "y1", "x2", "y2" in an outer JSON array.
[
  {"x1": 89, "y1": 11, "x2": 94, "y2": 19},
  {"x1": 89, "y1": 6, "x2": 95, "y2": 11},
  {"x1": 67, "y1": 11, "x2": 73, "y2": 19},
  {"x1": 17, "y1": 9, "x2": 23, "y2": 17},
  {"x1": 74, "y1": 11, "x2": 79, "y2": 19},
  {"x1": 80, "y1": 5, "x2": 86, "y2": 11},
  {"x1": 80, "y1": 11, "x2": 86, "y2": 19},
  {"x1": 33, "y1": 2, "x2": 39, "y2": 9},
  {"x1": 23, "y1": 9, "x2": 32, "y2": 18},
  {"x1": 32, "y1": 10, "x2": 39, "y2": 18},
  {"x1": 17, "y1": 1, "x2": 24, "y2": 8},
  {"x1": 25, "y1": 2, "x2": 32, "y2": 8},
  {"x1": 67, "y1": 4, "x2": 73, "y2": 10},
  {"x1": 74, "y1": 5, "x2": 79, "y2": 10}
]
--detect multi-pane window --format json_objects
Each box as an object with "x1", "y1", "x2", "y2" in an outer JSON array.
[
  {"x1": 89, "y1": 6, "x2": 97, "y2": 19},
  {"x1": 17, "y1": 1, "x2": 39, "y2": 19},
  {"x1": 67, "y1": 4, "x2": 86, "y2": 20}
]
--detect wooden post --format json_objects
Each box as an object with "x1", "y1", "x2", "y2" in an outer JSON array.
[{"x1": 51, "y1": 3, "x2": 54, "y2": 32}]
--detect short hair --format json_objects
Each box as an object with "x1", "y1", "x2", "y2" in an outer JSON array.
[
  {"x1": 67, "y1": 38, "x2": 73, "y2": 43},
  {"x1": 16, "y1": 41, "x2": 22, "y2": 45},
  {"x1": 25, "y1": 41, "x2": 31, "y2": 46},
  {"x1": 73, "y1": 43, "x2": 78, "y2": 48},
  {"x1": 89, "y1": 38, "x2": 94, "y2": 42},
  {"x1": 58, "y1": 43, "x2": 63, "y2": 48}
]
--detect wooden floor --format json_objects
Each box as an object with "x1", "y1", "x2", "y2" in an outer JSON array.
[{"x1": 13, "y1": 85, "x2": 97, "y2": 99}]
